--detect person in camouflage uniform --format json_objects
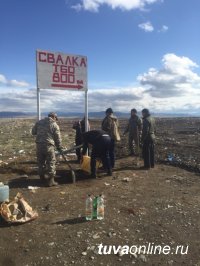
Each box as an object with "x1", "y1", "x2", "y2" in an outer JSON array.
[
  {"x1": 101, "y1": 108, "x2": 120, "y2": 168},
  {"x1": 141, "y1": 108, "x2": 156, "y2": 170},
  {"x1": 32, "y1": 112, "x2": 63, "y2": 186},
  {"x1": 123, "y1": 109, "x2": 142, "y2": 156}
]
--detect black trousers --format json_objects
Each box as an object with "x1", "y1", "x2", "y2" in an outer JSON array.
[
  {"x1": 142, "y1": 139, "x2": 155, "y2": 168},
  {"x1": 75, "y1": 137, "x2": 82, "y2": 161},
  {"x1": 91, "y1": 136, "x2": 111, "y2": 175}
]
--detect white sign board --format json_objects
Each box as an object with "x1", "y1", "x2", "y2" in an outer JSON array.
[{"x1": 36, "y1": 50, "x2": 87, "y2": 91}]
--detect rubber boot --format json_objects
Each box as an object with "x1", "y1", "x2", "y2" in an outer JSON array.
[
  {"x1": 107, "y1": 169, "x2": 112, "y2": 176},
  {"x1": 47, "y1": 177, "x2": 58, "y2": 187}
]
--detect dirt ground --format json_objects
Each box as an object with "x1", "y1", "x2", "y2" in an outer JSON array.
[{"x1": 0, "y1": 117, "x2": 200, "y2": 266}]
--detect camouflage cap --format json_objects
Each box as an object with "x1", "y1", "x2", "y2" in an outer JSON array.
[{"x1": 48, "y1": 112, "x2": 58, "y2": 121}]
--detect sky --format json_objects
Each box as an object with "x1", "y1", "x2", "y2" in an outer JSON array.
[{"x1": 0, "y1": 0, "x2": 200, "y2": 115}]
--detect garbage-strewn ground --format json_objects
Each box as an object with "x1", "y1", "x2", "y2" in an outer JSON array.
[{"x1": 0, "y1": 117, "x2": 200, "y2": 266}]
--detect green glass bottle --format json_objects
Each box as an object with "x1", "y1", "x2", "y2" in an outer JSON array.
[{"x1": 93, "y1": 196, "x2": 98, "y2": 219}]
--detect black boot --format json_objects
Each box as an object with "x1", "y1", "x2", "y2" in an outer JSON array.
[
  {"x1": 107, "y1": 169, "x2": 112, "y2": 176},
  {"x1": 47, "y1": 177, "x2": 58, "y2": 187}
]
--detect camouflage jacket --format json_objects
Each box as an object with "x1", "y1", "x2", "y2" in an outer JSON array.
[
  {"x1": 32, "y1": 117, "x2": 62, "y2": 149},
  {"x1": 141, "y1": 115, "x2": 156, "y2": 142},
  {"x1": 102, "y1": 114, "x2": 119, "y2": 140},
  {"x1": 124, "y1": 115, "x2": 142, "y2": 135}
]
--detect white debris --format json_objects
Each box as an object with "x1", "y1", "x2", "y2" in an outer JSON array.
[
  {"x1": 122, "y1": 177, "x2": 131, "y2": 182},
  {"x1": 93, "y1": 234, "x2": 100, "y2": 239},
  {"x1": 28, "y1": 186, "x2": 40, "y2": 190},
  {"x1": 48, "y1": 242, "x2": 55, "y2": 246},
  {"x1": 139, "y1": 254, "x2": 147, "y2": 262},
  {"x1": 82, "y1": 252, "x2": 87, "y2": 256}
]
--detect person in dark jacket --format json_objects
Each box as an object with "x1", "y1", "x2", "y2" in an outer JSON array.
[
  {"x1": 141, "y1": 109, "x2": 156, "y2": 170},
  {"x1": 73, "y1": 117, "x2": 90, "y2": 162},
  {"x1": 123, "y1": 108, "x2": 142, "y2": 156},
  {"x1": 82, "y1": 130, "x2": 112, "y2": 178}
]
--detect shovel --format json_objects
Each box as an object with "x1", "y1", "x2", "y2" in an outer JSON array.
[
  {"x1": 58, "y1": 144, "x2": 83, "y2": 183},
  {"x1": 61, "y1": 153, "x2": 76, "y2": 183}
]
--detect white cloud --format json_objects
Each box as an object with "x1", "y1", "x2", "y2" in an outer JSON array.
[
  {"x1": 1, "y1": 53, "x2": 200, "y2": 114},
  {"x1": 159, "y1": 25, "x2": 168, "y2": 32},
  {"x1": 71, "y1": 0, "x2": 160, "y2": 12},
  {"x1": 138, "y1": 53, "x2": 200, "y2": 98},
  {"x1": 0, "y1": 73, "x2": 30, "y2": 88},
  {"x1": 138, "y1": 21, "x2": 154, "y2": 32},
  {"x1": 0, "y1": 74, "x2": 7, "y2": 84}
]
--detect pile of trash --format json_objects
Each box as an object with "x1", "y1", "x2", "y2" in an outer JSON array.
[{"x1": 0, "y1": 193, "x2": 38, "y2": 224}]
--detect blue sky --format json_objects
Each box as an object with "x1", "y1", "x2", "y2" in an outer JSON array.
[{"x1": 0, "y1": 0, "x2": 200, "y2": 114}]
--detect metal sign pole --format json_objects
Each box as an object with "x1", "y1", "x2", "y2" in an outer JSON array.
[
  {"x1": 85, "y1": 89, "x2": 88, "y2": 155},
  {"x1": 85, "y1": 89, "x2": 88, "y2": 132},
  {"x1": 37, "y1": 88, "x2": 41, "y2": 120},
  {"x1": 36, "y1": 50, "x2": 41, "y2": 121}
]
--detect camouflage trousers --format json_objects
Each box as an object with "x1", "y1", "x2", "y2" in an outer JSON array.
[
  {"x1": 128, "y1": 133, "x2": 140, "y2": 155},
  {"x1": 36, "y1": 144, "x2": 56, "y2": 178}
]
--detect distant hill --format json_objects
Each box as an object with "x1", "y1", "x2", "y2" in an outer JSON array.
[
  {"x1": 0, "y1": 112, "x2": 35, "y2": 118},
  {"x1": 0, "y1": 111, "x2": 198, "y2": 119},
  {"x1": 0, "y1": 111, "x2": 129, "y2": 119}
]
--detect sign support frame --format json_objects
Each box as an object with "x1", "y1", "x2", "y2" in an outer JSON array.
[
  {"x1": 85, "y1": 89, "x2": 88, "y2": 132},
  {"x1": 37, "y1": 88, "x2": 41, "y2": 121},
  {"x1": 36, "y1": 50, "x2": 88, "y2": 126}
]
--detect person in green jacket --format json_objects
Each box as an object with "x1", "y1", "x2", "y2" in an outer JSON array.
[
  {"x1": 141, "y1": 108, "x2": 156, "y2": 170},
  {"x1": 123, "y1": 108, "x2": 142, "y2": 156}
]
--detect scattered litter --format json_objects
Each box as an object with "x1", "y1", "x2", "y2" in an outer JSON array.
[
  {"x1": 118, "y1": 248, "x2": 125, "y2": 257},
  {"x1": 107, "y1": 231, "x2": 117, "y2": 237},
  {"x1": 48, "y1": 242, "x2": 55, "y2": 246},
  {"x1": 139, "y1": 254, "x2": 147, "y2": 262},
  {"x1": 60, "y1": 191, "x2": 66, "y2": 195},
  {"x1": 122, "y1": 177, "x2": 131, "y2": 182},
  {"x1": 82, "y1": 251, "x2": 87, "y2": 256},
  {"x1": 92, "y1": 233, "x2": 100, "y2": 239},
  {"x1": 66, "y1": 153, "x2": 76, "y2": 156},
  {"x1": 42, "y1": 204, "x2": 50, "y2": 212},
  {"x1": 18, "y1": 175, "x2": 29, "y2": 179},
  {"x1": 28, "y1": 186, "x2": 40, "y2": 193},
  {"x1": 18, "y1": 150, "x2": 25, "y2": 154},
  {"x1": 104, "y1": 182, "x2": 110, "y2": 186},
  {"x1": 57, "y1": 252, "x2": 62, "y2": 258}
]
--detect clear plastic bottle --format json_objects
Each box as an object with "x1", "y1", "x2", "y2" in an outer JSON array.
[
  {"x1": 97, "y1": 194, "x2": 104, "y2": 220},
  {"x1": 85, "y1": 194, "x2": 93, "y2": 221},
  {"x1": 0, "y1": 182, "x2": 9, "y2": 203}
]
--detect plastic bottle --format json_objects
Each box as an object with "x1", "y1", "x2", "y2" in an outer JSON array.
[
  {"x1": 85, "y1": 194, "x2": 93, "y2": 221},
  {"x1": 97, "y1": 194, "x2": 104, "y2": 220},
  {"x1": 0, "y1": 182, "x2": 9, "y2": 203}
]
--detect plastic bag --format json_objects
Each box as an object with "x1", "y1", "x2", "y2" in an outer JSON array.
[{"x1": 0, "y1": 193, "x2": 38, "y2": 224}]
